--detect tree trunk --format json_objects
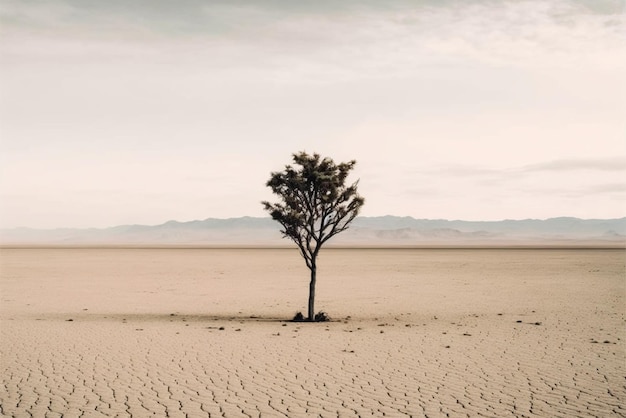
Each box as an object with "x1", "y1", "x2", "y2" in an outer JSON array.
[{"x1": 307, "y1": 263, "x2": 316, "y2": 321}]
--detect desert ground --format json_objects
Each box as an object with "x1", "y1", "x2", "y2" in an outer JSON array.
[{"x1": 0, "y1": 247, "x2": 624, "y2": 417}]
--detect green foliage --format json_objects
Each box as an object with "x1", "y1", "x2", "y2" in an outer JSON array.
[{"x1": 262, "y1": 152, "x2": 365, "y2": 267}]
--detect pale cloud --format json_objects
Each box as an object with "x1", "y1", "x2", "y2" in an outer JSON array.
[
  {"x1": 429, "y1": 158, "x2": 626, "y2": 178},
  {"x1": 584, "y1": 183, "x2": 626, "y2": 195},
  {"x1": 521, "y1": 158, "x2": 626, "y2": 172},
  {"x1": 1, "y1": 0, "x2": 625, "y2": 227}
]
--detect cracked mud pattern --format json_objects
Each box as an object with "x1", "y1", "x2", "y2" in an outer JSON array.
[
  {"x1": 2, "y1": 315, "x2": 624, "y2": 418},
  {"x1": 1, "y1": 248, "x2": 624, "y2": 417}
]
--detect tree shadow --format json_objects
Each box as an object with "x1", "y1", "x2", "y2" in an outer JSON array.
[{"x1": 45, "y1": 312, "x2": 291, "y2": 323}]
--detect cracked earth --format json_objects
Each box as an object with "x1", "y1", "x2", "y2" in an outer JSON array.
[{"x1": 1, "y1": 248, "x2": 624, "y2": 417}]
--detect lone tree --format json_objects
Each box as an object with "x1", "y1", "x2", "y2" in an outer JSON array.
[{"x1": 262, "y1": 152, "x2": 365, "y2": 321}]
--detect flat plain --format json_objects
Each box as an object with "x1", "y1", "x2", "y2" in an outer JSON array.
[{"x1": 1, "y1": 247, "x2": 624, "y2": 417}]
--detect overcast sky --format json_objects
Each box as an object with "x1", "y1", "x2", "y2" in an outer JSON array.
[{"x1": 1, "y1": 0, "x2": 625, "y2": 229}]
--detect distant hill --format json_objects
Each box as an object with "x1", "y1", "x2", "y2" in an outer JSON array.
[
  {"x1": 345, "y1": 216, "x2": 626, "y2": 246},
  {"x1": 1, "y1": 216, "x2": 624, "y2": 247}
]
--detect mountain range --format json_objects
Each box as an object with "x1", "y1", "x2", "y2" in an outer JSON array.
[{"x1": 1, "y1": 216, "x2": 625, "y2": 247}]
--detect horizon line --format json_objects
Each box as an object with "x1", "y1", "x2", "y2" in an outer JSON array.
[{"x1": 3, "y1": 214, "x2": 625, "y2": 231}]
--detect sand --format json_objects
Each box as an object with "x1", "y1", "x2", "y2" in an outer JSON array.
[{"x1": 1, "y1": 247, "x2": 624, "y2": 417}]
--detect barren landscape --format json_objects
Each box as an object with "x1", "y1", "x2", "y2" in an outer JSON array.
[{"x1": 1, "y1": 247, "x2": 624, "y2": 417}]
